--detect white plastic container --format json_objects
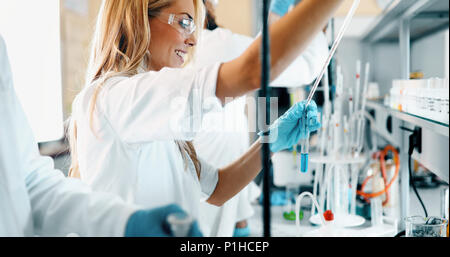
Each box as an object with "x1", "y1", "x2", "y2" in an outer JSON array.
[
  {"x1": 443, "y1": 88, "x2": 449, "y2": 124},
  {"x1": 435, "y1": 78, "x2": 449, "y2": 124},
  {"x1": 388, "y1": 78, "x2": 449, "y2": 124},
  {"x1": 390, "y1": 80, "x2": 402, "y2": 110},
  {"x1": 409, "y1": 86, "x2": 419, "y2": 116}
]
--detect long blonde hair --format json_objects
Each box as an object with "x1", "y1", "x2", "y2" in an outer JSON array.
[{"x1": 68, "y1": 0, "x2": 205, "y2": 178}]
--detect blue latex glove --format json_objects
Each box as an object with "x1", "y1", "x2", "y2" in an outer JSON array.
[
  {"x1": 270, "y1": 0, "x2": 295, "y2": 16},
  {"x1": 260, "y1": 100, "x2": 321, "y2": 153},
  {"x1": 124, "y1": 204, "x2": 203, "y2": 237}
]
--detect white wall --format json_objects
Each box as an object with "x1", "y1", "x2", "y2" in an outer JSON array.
[
  {"x1": 334, "y1": 39, "x2": 401, "y2": 98},
  {"x1": 411, "y1": 29, "x2": 448, "y2": 79},
  {"x1": 370, "y1": 42, "x2": 402, "y2": 97},
  {"x1": 335, "y1": 28, "x2": 448, "y2": 99},
  {"x1": 446, "y1": 29, "x2": 449, "y2": 79},
  {"x1": 334, "y1": 38, "x2": 364, "y2": 91}
]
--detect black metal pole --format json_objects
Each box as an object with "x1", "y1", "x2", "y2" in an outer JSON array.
[
  {"x1": 260, "y1": 0, "x2": 271, "y2": 237},
  {"x1": 329, "y1": 18, "x2": 336, "y2": 106}
]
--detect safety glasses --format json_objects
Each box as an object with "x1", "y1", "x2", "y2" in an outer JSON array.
[{"x1": 148, "y1": 11, "x2": 196, "y2": 38}]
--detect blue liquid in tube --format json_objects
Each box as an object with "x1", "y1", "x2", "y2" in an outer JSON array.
[
  {"x1": 300, "y1": 153, "x2": 308, "y2": 173},
  {"x1": 299, "y1": 111, "x2": 310, "y2": 173}
]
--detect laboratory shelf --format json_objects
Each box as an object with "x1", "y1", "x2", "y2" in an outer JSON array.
[
  {"x1": 366, "y1": 100, "x2": 449, "y2": 138},
  {"x1": 357, "y1": 0, "x2": 448, "y2": 231},
  {"x1": 362, "y1": 0, "x2": 449, "y2": 43}
]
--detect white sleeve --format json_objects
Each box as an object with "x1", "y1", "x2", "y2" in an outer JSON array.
[
  {"x1": 100, "y1": 63, "x2": 223, "y2": 144},
  {"x1": 16, "y1": 105, "x2": 140, "y2": 237},
  {"x1": 25, "y1": 156, "x2": 140, "y2": 237},
  {"x1": 3, "y1": 69, "x2": 139, "y2": 236},
  {"x1": 194, "y1": 28, "x2": 254, "y2": 69},
  {"x1": 271, "y1": 32, "x2": 329, "y2": 88},
  {"x1": 198, "y1": 159, "x2": 219, "y2": 200},
  {"x1": 1, "y1": 35, "x2": 140, "y2": 237}
]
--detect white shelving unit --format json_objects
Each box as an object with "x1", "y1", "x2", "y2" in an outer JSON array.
[{"x1": 360, "y1": 0, "x2": 449, "y2": 231}]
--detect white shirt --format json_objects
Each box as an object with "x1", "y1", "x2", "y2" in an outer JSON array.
[
  {"x1": 0, "y1": 35, "x2": 138, "y2": 237},
  {"x1": 73, "y1": 64, "x2": 222, "y2": 218},
  {"x1": 192, "y1": 29, "x2": 256, "y2": 236},
  {"x1": 193, "y1": 28, "x2": 253, "y2": 166}
]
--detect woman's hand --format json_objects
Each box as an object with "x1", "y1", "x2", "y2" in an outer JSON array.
[{"x1": 262, "y1": 100, "x2": 321, "y2": 152}]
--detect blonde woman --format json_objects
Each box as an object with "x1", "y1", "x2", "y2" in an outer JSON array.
[{"x1": 69, "y1": 0, "x2": 342, "y2": 223}]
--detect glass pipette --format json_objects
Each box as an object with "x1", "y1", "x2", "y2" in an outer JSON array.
[{"x1": 299, "y1": 0, "x2": 360, "y2": 173}]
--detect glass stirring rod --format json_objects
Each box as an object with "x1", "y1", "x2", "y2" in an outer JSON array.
[{"x1": 299, "y1": 0, "x2": 360, "y2": 173}]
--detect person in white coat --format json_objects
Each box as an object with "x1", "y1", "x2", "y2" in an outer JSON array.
[
  {"x1": 0, "y1": 34, "x2": 201, "y2": 237},
  {"x1": 192, "y1": 0, "x2": 329, "y2": 237},
  {"x1": 68, "y1": 0, "x2": 342, "y2": 234}
]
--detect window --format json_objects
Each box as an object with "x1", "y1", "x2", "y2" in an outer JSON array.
[{"x1": 0, "y1": 0, "x2": 63, "y2": 142}]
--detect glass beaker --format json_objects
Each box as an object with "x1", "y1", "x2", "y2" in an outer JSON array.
[
  {"x1": 167, "y1": 212, "x2": 193, "y2": 237},
  {"x1": 405, "y1": 216, "x2": 448, "y2": 237},
  {"x1": 283, "y1": 184, "x2": 300, "y2": 221}
]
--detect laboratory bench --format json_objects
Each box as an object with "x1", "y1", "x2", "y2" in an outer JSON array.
[{"x1": 248, "y1": 184, "x2": 448, "y2": 237}]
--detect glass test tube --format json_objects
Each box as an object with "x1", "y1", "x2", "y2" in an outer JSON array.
[{"x1": 300, "y1": 112, "x2": 309, "y2": 173}]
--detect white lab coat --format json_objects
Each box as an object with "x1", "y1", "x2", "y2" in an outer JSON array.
[
  {"x1": 72, "y1": 63, "x2": 222, "y2": 219},
  {"x1": 0, "y1": 35, "x2": 139, "y2": 237},
  {"x1": 192, "y1": 28, "x2": 329, "y2": 236}
]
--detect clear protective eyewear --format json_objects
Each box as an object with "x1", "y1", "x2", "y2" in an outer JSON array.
[{"x1": 149, "y1": 11, "x2": 196, "y2": 38}]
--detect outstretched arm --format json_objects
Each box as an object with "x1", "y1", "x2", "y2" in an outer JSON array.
[{"x1": 215, "y1": 0, "x2": 343, "y2": 103}]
